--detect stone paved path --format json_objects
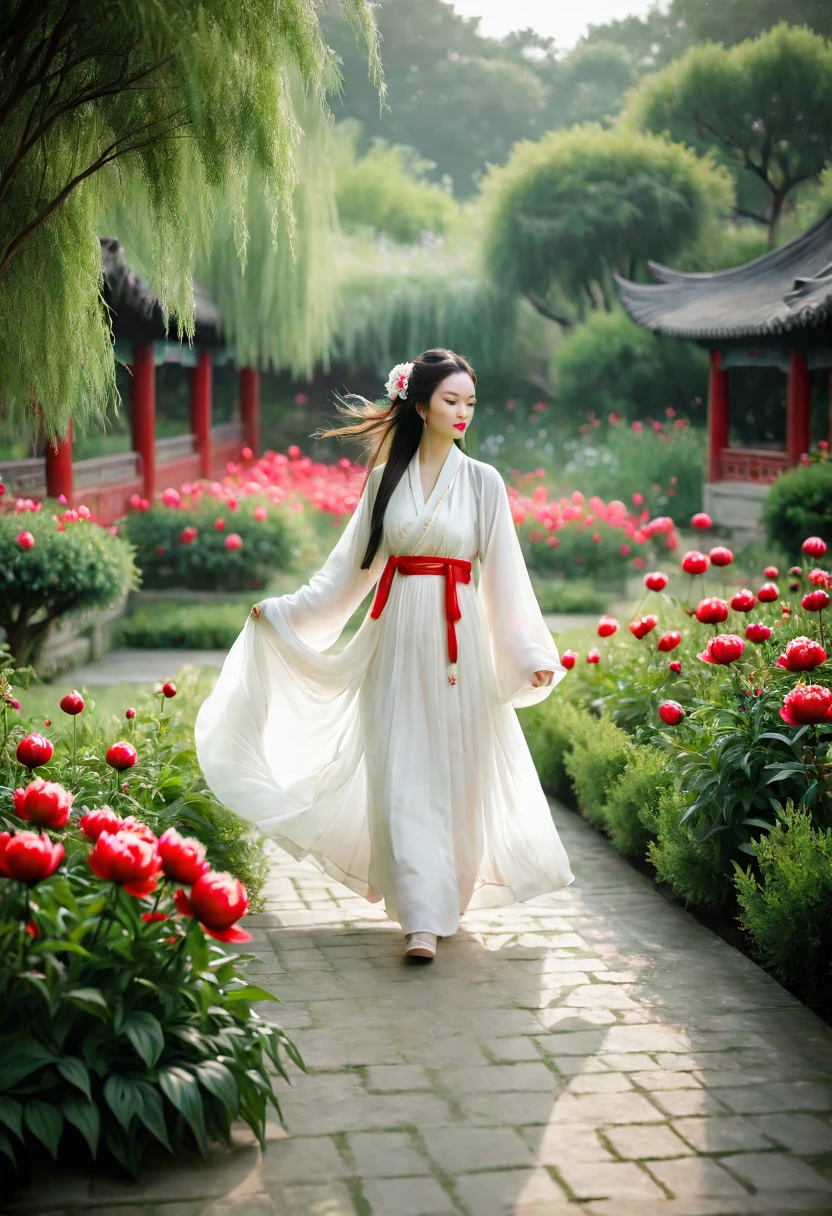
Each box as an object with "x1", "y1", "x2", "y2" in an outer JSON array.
[{"x1": 10, "y1": 803, "x2": 832, "y2": 1216}]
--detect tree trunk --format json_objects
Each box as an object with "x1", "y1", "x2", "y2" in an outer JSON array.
[{"x1": 767, "y1": 192, "x2": 784, "y2": 249}]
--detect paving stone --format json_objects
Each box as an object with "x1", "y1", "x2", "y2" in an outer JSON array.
[
  {"x1": 718, "y1": 1152, "x2": 832, "y2": 1193},
  {"x1": 421, "y1": 1125, "x2": 535, "y2": 1173},
  {"x1": 259, "y1": 1136, "x2": 351, "y2": 1184},
  {"x1": 366, "y1": 1065, "x2": 432, "y2": 1092},
  {"x1": 282, "y1": 1093, "x2": 455, "y2": 1136},
  {"x1": 556, "y1": 1160, "x2": 666, "y2": 1201},
  {"x1": 396, "y1": 1036, "x2": 488, "y2": 1067},
  {"x1": 716, "y1": 1081, "x2": 832, "y2": 1114},
  {"x1": 566, "y1": 1072, "x2": 633, "y2": 1094},
  {"x1": 747, "y1": 1112, "x2": 832, "y2": 1154},
  {"x1": 347, "y1": 1132, "x2": 432, "y2": 1178},
  {"x1": 481, "y1": 1037, "x2": 544, "y2": 1062},
  {"x1": 520, "y1": 1123, "x2": 614, "y2": 1164},
  {"x1": 544, "y1": 1053, "x2": 613, "y2": 1076},
  {"x1": 604, "y1": 1124, "x2": 695, "y2": 1160},
  {"x1": 650, "y1": 1090, "x2": 731, "y2": 1118},
  {"x1": 644, "y1": 1156, "x2": 748, "y2": 1199},
  {"x1": 632, "y1": 1070, "x2": 703, "y2": 1091},
  {"x1": 562, "y1": 985, "x2": 639, "y2": 1009},
  {"x1": 260, "y1": 1181, "x2": 357, "y2": 1214},
  {"x1": 438, "y1": 1063, "x2": 557, "y2": 1094},
  {"x1": 456, "y1": 1090, "x2": 563, "y2": 1127},
  {"x1": 548, "y1": 1091, "x2": 665, "y2": 1124},
  {"x1": 596, "y1": 1054, "x2": 657, "y2": 1072},
  {"x1": 453, "y1": 1168, "x2": 569, "y2": 1216},
  {"x1": 361, "y1": 1176, "x2": 456, "y2": 1216},
  {"x1": 670, "y1": 1116, "x2": 774, "y2": 1153}
]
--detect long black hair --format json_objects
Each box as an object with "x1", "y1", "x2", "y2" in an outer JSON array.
[{"x1": 314, "y1": 348, "x2": 476, "y2": 568}]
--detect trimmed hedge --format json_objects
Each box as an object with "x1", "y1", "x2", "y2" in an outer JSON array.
[{"x1": 763, "y1": 459, "x2": 832, "y2": 558}]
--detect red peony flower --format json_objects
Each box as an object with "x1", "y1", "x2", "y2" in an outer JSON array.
[
  {"x1": 12, "y1": 778, "x2": 72, "y2": 829},
  {"x1": 657, "y1": 630, "x2": 682, "y2": 652},
  {"x1": 16, "y1": 733, "x2": 54, "y2": 769},
  {"x1": 106, "y1": 741, "x2": 137, "y2": 771},
  {"x1": 597, "y1": 616, "x2": 619, "y2": 638},
  {"x1": 696, "y1": 597, "x2": 728, "y2": 624},
  {"x1": 779, "y1": 636, "x2": 827, "y2": 672},
  {"x1": 224, "y1": 533, "x2": 243, "y2": 551},
  {"x1": 0, "y1": 831, "x2": 64, "y2": 884},
  {"x1": 142, "y1": 911, "x2": 169, "y2": 924},
  {"x1": 643, "y1": 571, "x2": 668, "y2": 592},
  {"x1": 763, "y1": 565, "x2": 779, "y2": 579},
  {"x1": 561, "y1": 650, "x2": 577, "y2": 670},
  {"x1": 629, "y1": 614, "x2": 658, "y2": 640},
  {"x1": 214, "y1": 518, "x2": 225, "y2": 532},
  {"x1": 808, "y1": 568, "x2": 830, "y2": 588},
  {"x1": 745, "y1": 623, "x2": 772, "y2": 643},
  {"x1": 802, "y1": 536, "x2": 827, "y2": 559},
  {"x1": 780, "y1": 684, "x2": 832, "y2": 726},
  {"x1": 157, "y1": 828, "x2": 210, "y2": 885},
  {"x1": 587, "y1": 648, "x2": 601, "y2": 664},
  {"x1": 125, "y1": 707, "x2": 136, "y2": 720},
  {"x1": 731, "y1": 589, "x2": 756, "y2": 613},
  {"x1": 757, "y1": 583, "x2": 779, "y2": 603},
  {"x1": 59, "y1": 689, "x2": 85, "y2": 716},
  {"x1": 174, "y1": 871, "x2": 251, "y2": 942},
  {"x1": 691, "y1": 513, "x2": 712, "y2": 530},
  {"x1": 87, "y1": 830, "x2": 162, "y2": 898},
  {"x1": 180, "y1": 526, "x2": 198, "y2": 545},
  {"x1": 681, "y1": 550, "x2": 710, "y2": 575},
  {"x1": 709, "y1": 547, "x2": 734, "y2": 567},
  {"x1": 790, "y1": 566, "x2": 803, "y2": 577},
  {"x1": 659, "y1": 701, "x2": 684, "y2": 725},
  {"x1": 118, "y1": 816, "x2": 158, "y2": 846},
  {"x1": 698, "y1": 634, "x2": 745, "y2": 665},
  {"x1": 17, "y1": 531, "x2": 35, "y2": 549},
  {"x1": 668, "y1": 660, "x2": 682, "y2": 675},
  {"x1": 802, "y1": 589, "x2": 830, "y2": 612},
  {"x1": 79, "y1": 807, "x2": 122, "y2": 840},
  {"x1": 161, "y1": 681, "x2": 177, "y2": 699}
]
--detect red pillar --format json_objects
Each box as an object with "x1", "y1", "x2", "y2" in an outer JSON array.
[
  {"x1": 131, "y1": 342, "x2": 157, "y2": 500},
  {"x1": 786, "y1": 349, "x2": 811, "y2": 465},
  {"x1": 707, "y1": 349, "x2": 730, "y2": 481},
  {"x1": 190, "y1": 349, "x2": 213, "y2": 479},
  {"x1": 45, "y1": 417, "x2": 73, "y2": 502},
  {"x1": 240, "y1": 367, "x2": 261, "y2": 458}
]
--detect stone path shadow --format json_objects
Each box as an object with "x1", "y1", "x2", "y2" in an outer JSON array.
[{"x1": 9, "y1": 803, "x2": 832, "y2": 1215}]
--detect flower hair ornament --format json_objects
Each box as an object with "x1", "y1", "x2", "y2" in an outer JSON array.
[{"x1": 385, "y1": 361, "x2": 414, "y2": 402}]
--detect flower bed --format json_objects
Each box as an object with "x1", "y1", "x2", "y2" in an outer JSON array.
[
  {"x1": 523, "y1": 522, "x2": 832, "y2": 1010},
  {"x1": 0, "y1": 654, "x2": 295, "y2": 1184}
]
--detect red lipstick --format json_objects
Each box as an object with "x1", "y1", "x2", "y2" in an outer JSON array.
[{"x1": 453, "y1": 423, "x2": 466, "y2": 431}]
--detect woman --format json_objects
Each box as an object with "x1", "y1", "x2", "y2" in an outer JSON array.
[{"x1": 195, "y1": 348, "x2": 574, "y2": 964}]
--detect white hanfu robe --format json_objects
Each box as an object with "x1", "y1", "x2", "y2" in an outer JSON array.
[{"x1": 194, "y1": 443, "x2": 574, "y2": 937}]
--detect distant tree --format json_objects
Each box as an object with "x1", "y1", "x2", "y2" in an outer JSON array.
[
  {"x1": 0, "y1": 0, "x2": 380, "y2": 439},
  {"x1": 544, "y1": 42, "x2": 638, "y2": 128},
  {"x1": 625, "y1": 23, "x2": 832, "y2": 244},
  {"x1": 481, "y1": 124, "x2": 733, "y2": 327}
]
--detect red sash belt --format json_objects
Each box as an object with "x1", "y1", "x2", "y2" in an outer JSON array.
[{"x1": 370, "y1": 555, "x2": 472, "y2": 684}]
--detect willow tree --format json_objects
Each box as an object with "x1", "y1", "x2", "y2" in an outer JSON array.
[
  {"x1": 0, "y1": 0, "x2": 381, "y2": 439},
  {"x1": 624, "y1": 23, "x2": 832, "y2": 245},
  {"x1": 480, "y1": 124, "x2": 734, "y2": 327}
]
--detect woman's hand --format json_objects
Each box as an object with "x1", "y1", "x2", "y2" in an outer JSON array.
[
  {"x1": 250, "y1": 605, "x2": 261, "y2": 620},
  {"x1": 530, "y1": 669, "x2": 554, "y2": 688}
]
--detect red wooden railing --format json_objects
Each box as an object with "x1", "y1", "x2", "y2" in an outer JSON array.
[{"x1": 718, "y1": 447, "x2": 789, "y2": 484}]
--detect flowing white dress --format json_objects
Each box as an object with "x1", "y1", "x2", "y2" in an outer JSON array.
[{"x1": 194, "y1": 443, "x2": 574, "y2": 937}]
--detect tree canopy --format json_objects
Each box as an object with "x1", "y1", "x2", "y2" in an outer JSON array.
[
  {"x1": 625, "y1": 23, "x2": 832, "y2": 243},
  {"x1": 481, "y1": 124, "x2": 733, "y2": 326},
  {"x1": 0, "y1": 0, "x2": 380, "y2": 439}
]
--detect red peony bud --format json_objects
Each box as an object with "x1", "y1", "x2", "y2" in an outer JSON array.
[
  {"x1": 80, "y1": 806, "x2": 122, "y2": 840},
  {"x1": 587, "y1": 648, "x2": 601, "y2": 664},
  {"x1": 87, "y1": 829, "x2": 162, "y2": 898},
  {"x1": 659, "y1": 700, "x2": 684, "y2": 725},
  {"x1": 731, "y1": 589, "x2": 756, "y2": 613},
  {"x1": 763, "y1": 565, "x2": 779, "y2": 579},
  {"x1": 224, "y1": 533, "x2": 243, "y2": 551},
  {"x1": 12, "y1": 778, "x2": 73, "y2": 829},
  {"x1": 214, "y1": 518, "x2": 225, "y2": 531},
  {"x1": 709, "y1": 547, "x2": 734, "y2": 567},
  {"x1": 125, "y1": 707, "x2": 136, "y2": 720},
  {"x1": 695, "y1": 597, "x2": 728, "y2": 624},
  {"x1": 629, "y1": 614, "x2": 658, "y2": 640},
  {"x1": 802, "y1": 589, "x2": 830, "y2": 612},
  {"x1": 757, "y1": 583, "x2": 779, "y2": 603},
  {"x1": 597, "y1": 616, "x2": 619, "y2": 638},
  {"x1": 681, "y1": 550, "x2": 709, "y2": 575},
  {"x1": 780, "y1": 636, "x2": 827, "y2": 672},
  {"x1": 691, "y1": 513, "x2": 712, "y2": 530},
  {"x1": 745, "y1": 623, "x2": 772, "y2": 643},
  {"x1": 59, "y1": 689, "x2": 85, "y2": 716},
  {"x1": 17, "y1": 531, "x2": 35, "y2": 549},
  {"x1": 16, "y1": 733, "x2": 54, "y2": 769},
  {"x1": 643, "y1": 571, "x2": 668, "y2": 592},
  {"x1": 780, "y1": 684, "x2": 832, "y2": 726},
  {"x1": 802, "y1": 536, "x2": 827, "y2": 559},
  {"x1": 161, "y1": 681, "x2": 177, "y2": 699},
  {"x1": 561, "y1": 650, "x2": 576, "y2": 670},
  {"x1": 698, "y1": 633, "x2": 745, "y2": 665},
  {"x1": 180, "y1": 526, "x2": 198, "y2": 545},
  {"x1": 657, "y1": 630, "x2": 681, "y2": 653},
  {"x1": 0, "y1": 831, "x2": 64, "y2": 884},
  {"x1": 157, "y1": 828, "x2": 210, "y2": 885},
  {"x1": 105, "y1": 741, "x2": 137, "y2": 771},
  {"x1": 174, "y1": 871, "x2": 251, "y2": 942},
  {"x1": 668, "y1": 660, "x2": 682, "y2": 674}
]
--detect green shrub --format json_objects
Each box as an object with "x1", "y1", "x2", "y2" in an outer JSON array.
[
  {"x1": 763, "y1": 459, "x2": 832, "y2": 558},
  {"x1": 118, "y1": 602, "x2": 252, "y2": 650},
  {"x1": 530, "y1": 579, "x2": 608, "y2": 615},
  {"x1": 603, "y1": 744, "x2": 673, "y2": 858},
  {"x1": 122, "y1": 498, "x2": 300, "y2": 591},
  {"x1": 564, "y1": 713, "x2": 630, "y2": 829},
  {"x1": 0, "y1": 509, "x2": 139, "y2": 665},
  {"x1": 522, "y1": 699, "x2": 585, "y2": 805},
  {"x1": 734, "y1": 802, "x2": 832, "y2": 1004},
  {"x1": 645, "y1": 785, "x2": 735, "y2": 908}
]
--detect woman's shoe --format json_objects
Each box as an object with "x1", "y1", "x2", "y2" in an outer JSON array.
[{"x1": 404, "y1": 932, "x2": 437, "y2": 963}]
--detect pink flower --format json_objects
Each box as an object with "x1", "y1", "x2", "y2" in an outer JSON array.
[
  {"x1": 13, "y1": 779, "x2": 73, "y2": 829},
  {"x1": 731, "y1": 589, "x2": 756, "y2": 613},
  {"x1": 597, "y1": 616, "x2": 619, "y2": 638},
  {"x1": 644, "y1": 571, "x2": 667, "y2": 592},
  {"x1": 698, "y1": 634, "x2": 744, "y2": 665},
  {"x1": 780, "y1": 684, "x2": 832, "y2": 726},
  {"x1": 174, "y1": 872, "x2": 251, "y2": 942},
  {"x1": 657, "y1": 630, "x2": 681, "y2": 653},
  {"x1": 629, "y1": 615, "x2": 658, "y2": 640},
  {"x1": 59, "y1": 690, "x2": 84, "y2": 716},
  {"x1": 561, "y1": 650, "x2": 576, "y2": 670},
  {"x1": 745, "y1": 623, "x2": 772, "y2": 643},
  {"x1": 0, "y1": 831, "x2": 64, "y2": 884},
  {"x1": 681, "y1": 551, "x2": 709, "y2": 576},
  {"x1": 695, "y1": 597, "x2": 728, "y2": 625},
  {"x1": 180, "y1": 526, "x2": 198, "y2": 545},
  {"x1": 17, "y1": 531, "x2": 35, "y2": 549},
  {"x1": 157, "y1": 828, "x2": 210, "y2": 885},
  {"x1": 106, "y1": 741, "x2": 137, "y2": 771},
  {"x1": 161, "y1": 488, "x2": 181, "y2": 508},
  {"x1": 16, "y1": 733, "x2": 54, "y2": 769},
  {"x1": 224, "y1": 533, "x2": 243, "y2": 550},
  {"x1": 802, "y1": 537, "x2": 827, "y2": 559},
  {"x1": 779, "y1": 637, "x2": 826, "y2": 671},
  {"x1": 691, "y1": 513, "x2": 712, "y2": 530},
  {"x1": 87, "y1": 830, "x2": 162, "y2": 898},
  {"x1": 586, "y1": 648, "x2": 601, "y2": 664},
  {"x1": 80, "y1": 807, "x2": 123, "y2": 840},
  {"x1": 709, "y1": 547, "x2": 734, "y2": 567},
  {"x1": 802, "y1": 589, "x2": 830, "y2": 612},
  {"x1": 757, "y1": 583, "x2": 779, "y2": 603},
  {"x1": 763, "y1": 565, "x2": 779, "y2": 579}
]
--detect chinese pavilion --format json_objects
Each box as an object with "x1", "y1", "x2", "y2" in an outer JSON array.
[{"x1": 615, "y1": 209, "x2": 832, "y2": 529}]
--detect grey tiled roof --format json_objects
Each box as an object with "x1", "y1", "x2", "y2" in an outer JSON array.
[
  {"x1": 100, "y1": 236, "x2": 223, "y2": 345},
  {"x1": 614, "y1": 210, "x2": 832, "y2": 340}
]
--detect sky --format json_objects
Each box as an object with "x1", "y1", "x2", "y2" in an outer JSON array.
[{"x1": 449, "y1": 0, "x2": 664, "y2": 48}]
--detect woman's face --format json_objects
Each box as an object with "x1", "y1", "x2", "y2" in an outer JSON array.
[{"x1": 419, "y1": 371, "x2": 476, "y2": 441}]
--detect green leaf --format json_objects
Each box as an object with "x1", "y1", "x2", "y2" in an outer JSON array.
[
  {"x1": 193, "y1": 1061, "x2": 238, "y2": 1114},
  {"x1": 62, "y1": 1096, "x2": 100, "y2": 1157},
  {"x1": 135, "y1": 1081, "x2": 172, "y2": 1153},
  {"x1": 0, "y1": 1096, "x2": 23, "y2": 1140},
  {"x1": 224, "y1": 985, "x2": 279, "y2": 1004},
  {"x1": 158, "y1": 1066, "x2": 209, "y2": 1156},
  {"x1": 737, "y1": 842, "x2": 758, "y2": 856},
  {"x1": 122, "y1": 1011, "x2": 164, "y2": 1070},
  {"x1": 56, "y1": 1056, "x2": 92, "y2": 1101},
  {"x1": 66, "y1": 987, "x2": 110, "y2": 1019},
  {"x1": 103, "y1": 1075, "x2": 145, "y2": 1133},
  {"x1": 24, "y1": 1099, "x2": 63, "y2": 1159},
  {"x1": 0, "y1": 1128, "x2": 17, "y2": 1168},
  {"x1": 0, "y1": 1036, "x2": 57, "y2": 1088}
]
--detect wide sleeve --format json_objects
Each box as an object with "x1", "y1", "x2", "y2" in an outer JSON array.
[
  {"x1": 477, "y1": 466, "x2": 566, "y2": 709},
  {"x1": 258, "y1": 464, "x2": 386, "y2": 651}
]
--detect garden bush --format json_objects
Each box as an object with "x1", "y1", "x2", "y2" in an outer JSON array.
[
  {"x1": 122, "y1": 497, "x2": 301, "y2": 591},
  {"x1": 118, "y1": 602, "x2": 253, "y2": 650},
  {"x1": 735, "y1": 802, "x2": 832, "y2": 1005},
  {"x1": 645, "y1": 784, "x2": 736, "y2": 908},
  {"x1": 530, "y1": 579, "x2": 608, "y2": 615},
  {"x1": 0, "y1": 507, "x2": 138, "y2": 665},
  {"x1": 522, "y1": 699, "x2": 586, "y2": 805},
  {"x1": 563, "y1": 712, "x2": 630, "y2": 829},
  {"x1": 763, "y1": 459, "x2": 832, "y2": 559},
  {"x1": 603, "y1": 743, "x2": 674, "y2": 859}
]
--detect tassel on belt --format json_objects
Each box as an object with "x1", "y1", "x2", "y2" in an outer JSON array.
[{"x1": 369, "y1": 555, "x2": 472, "y2": 685}]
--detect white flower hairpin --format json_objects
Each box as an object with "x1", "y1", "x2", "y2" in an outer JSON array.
[{"x1": 385, "y1": 361, "x2": 414, "y2": 402}]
